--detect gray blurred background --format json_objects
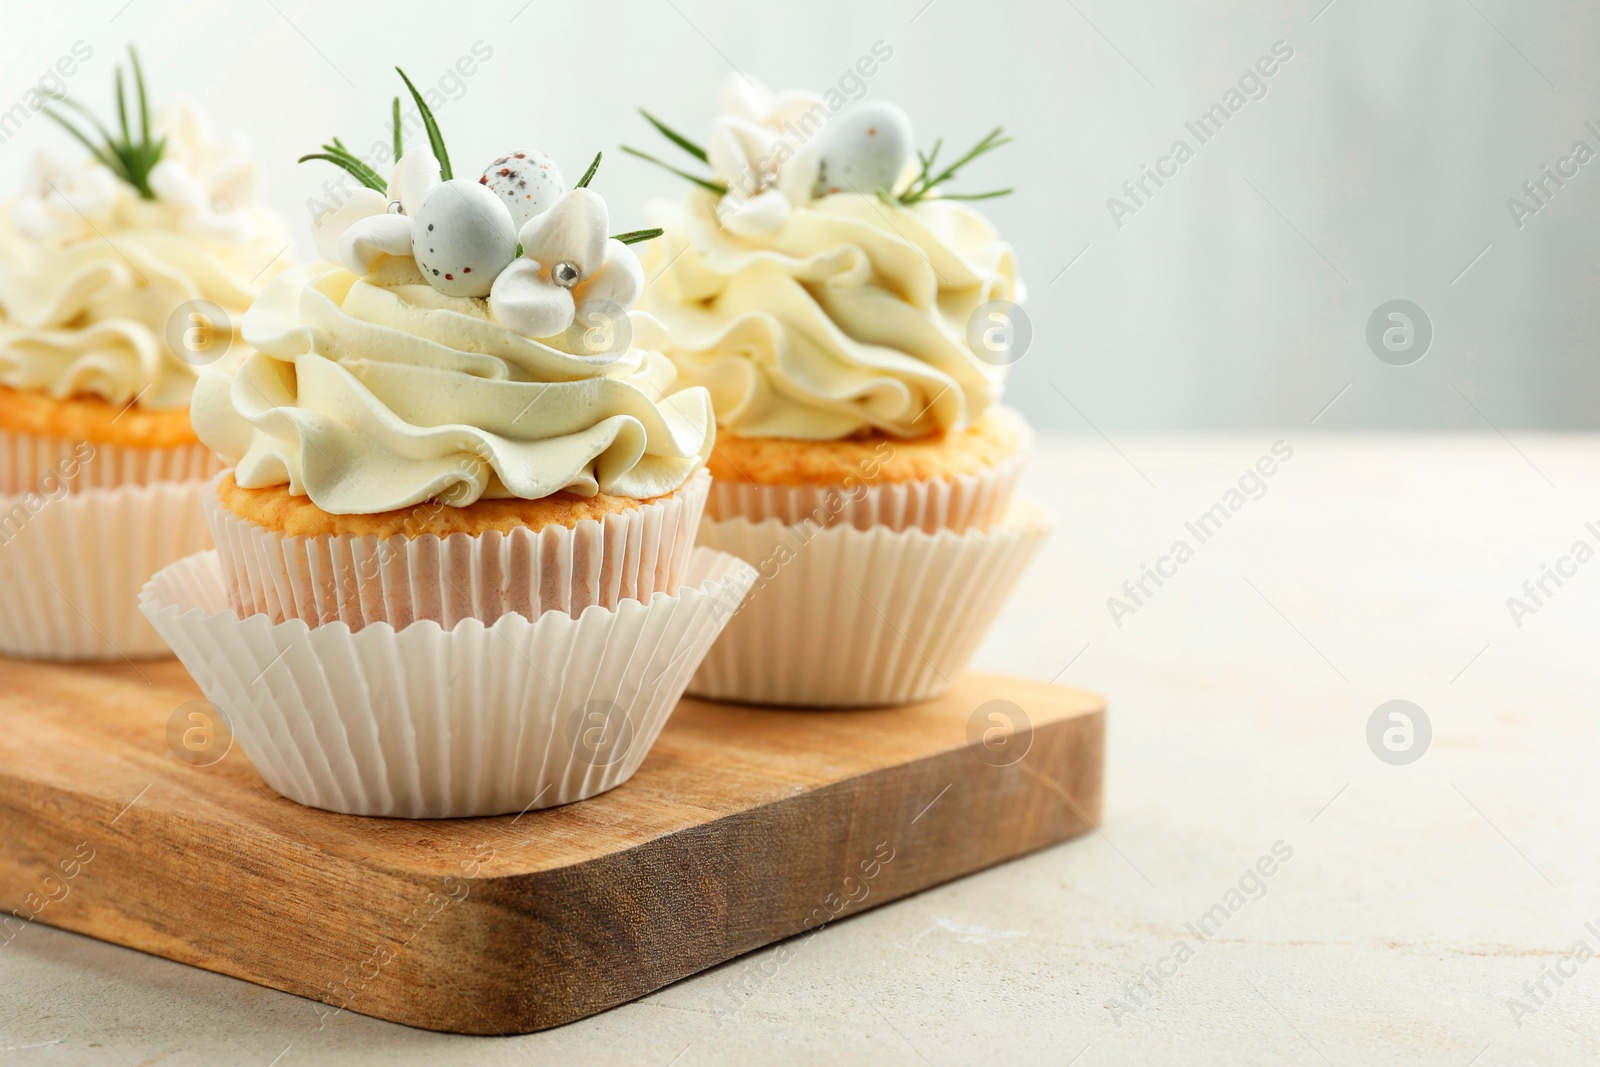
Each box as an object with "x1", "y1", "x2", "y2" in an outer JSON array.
[{"x1": 1, "y1": 0, "x2": 1595, "y2": 430}]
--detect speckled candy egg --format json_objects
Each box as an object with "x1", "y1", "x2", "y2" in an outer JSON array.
[
  {"x1": 813, "y1": 102, "x2": 915, "y2": 198},
  {"x1": 411, "y1": 178, "x2": 517, "y2": 298},
  {"x1": 478, "y1": 150, "x2": 566, "y2": 230}
]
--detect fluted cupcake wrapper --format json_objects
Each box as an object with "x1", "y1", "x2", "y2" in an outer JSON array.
[
  {"x1": 690, "y1": 499, "x2": 1053, "y2": 708},
  {"x1": 705, "y1": 448, "x2": 1026, "y2": 534},
  {"x1": 0, "y1": 479, "x2": 215, "y2": 661},
  {"x1": 204, "y1": 469, "x2": 711, "y2": 632},
  {"x1": 139, "y1": 547, "x2": 758, "y2": 818},
  {"x1": 0, "y1": 428, "x2": 220, "y2": 496}
]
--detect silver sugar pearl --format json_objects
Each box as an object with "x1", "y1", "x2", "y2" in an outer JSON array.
[{"x1": 552, "y1": 261, "x2": 581, "y2": 288}]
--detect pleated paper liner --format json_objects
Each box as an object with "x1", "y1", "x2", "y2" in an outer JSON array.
[
  {"x1": 204, "y1": 469, "x2": 711, "y2": 632},
  {"x1": 139, "y1": 547, "x2": 756, "y2": 818},
  {"x1": 0, "y1": 427, "x2": 220, "y2": 495},
  {"x1": 705, "y1": 448, "x2": 1026, "y2": 534},
  {"x1": 689, "y1": 499, "x2": 1053, "y2": 708},
  {"x1": 0, "y1": 479, "x2": 215, "y2": 660}
]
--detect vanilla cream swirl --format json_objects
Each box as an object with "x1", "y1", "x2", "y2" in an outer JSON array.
[
  {"x1": 0, "y1": 105, "x2": 288, "y2": 411},
  {"x1": 0, "y1": 199, "x2": 287, "y2": 411},
  {"x1": 192, "y1": 259, "x2": 714, "y2": 513},
  {"x1": 641, "y1": 188, "x2": 1021, "y2": 440}
]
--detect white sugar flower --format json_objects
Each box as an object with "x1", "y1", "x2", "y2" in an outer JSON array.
[
  {"x1": 313, "y1": 145, "x2": 442, "y2": 268},
  {"x1": 708, "y1": 76, "x2": 826, "y2": 237},
  {"x1": 147, "y1": 100, "x2": 263, "y2": 245},
  {"x1": 719, "y1": 75, "x2": 827, "y2": 132},
  {"x1": 11, "y1": 143, "x2": 121, "y2": 241},
  {"x1": 489, "y1": 188, "x2": 644, "y2": 339}
]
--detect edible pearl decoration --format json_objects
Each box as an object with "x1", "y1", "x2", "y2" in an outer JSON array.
[
  {"x1": 479, "y1": 150, "x2": 566, "y2": 230},
  {"x1": 410, "y1": 178, "x2": 517, "y2": 298},
  {"x1": 552, "y1": 261, "x2": 581, "y2": 288},
  {"x1": 813, "y1": 102, "x2": 915, "y2": 198}
]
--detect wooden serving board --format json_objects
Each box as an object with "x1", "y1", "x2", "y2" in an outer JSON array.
[{"x1": 0, "y1": 657, "x2": 1103, "y2": 1035}]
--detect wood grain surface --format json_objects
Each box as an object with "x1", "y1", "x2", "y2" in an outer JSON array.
[{"x1": 0, "y1": 656, "x2": 1103, "y2": 1034}]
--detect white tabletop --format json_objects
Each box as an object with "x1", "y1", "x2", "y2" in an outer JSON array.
[{"x1": 5, "y1": 433, "x2": 1597, "y2": 1066}]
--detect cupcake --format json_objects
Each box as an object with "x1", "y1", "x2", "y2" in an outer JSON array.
[
  {"x1": 0, "y1": 50, "x2": 289, "y2": 660},
  {"x1": 141, "y1": 71, "x2": 754, "y2": 817},
  {"x1": 630, "y1": 77, "x2": 1051, "y2": 707}
]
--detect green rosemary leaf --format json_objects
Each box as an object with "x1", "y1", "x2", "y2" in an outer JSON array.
[
  {"x1": 899, "y1": 128, "x2": 1011, "y2": 204},
  {"x1": 314, "y1": 143, "x2": 385, "y2": 188},
  {"x1": 391, "y1": 97, "x2": 402, "y2": 163},
  {"x1": 575, "y1": 151, "x2": 601, "y2": 189},
  {"x1": 129, "y1": 47, "x2": 150, "y2": 143},
  {"x1": 114, "y1": 67, "x2": 130, "y2": 145},
  {"x1": 639, "y1": 109, "x2": 708, "y2": 163},
  {"x1": 936, "y1": 188, "x2": 1013, "y2": 201},
  {"x1": 610, "y1": 227, "x2": 663, "y2": 245},
  {"x1": 54, "y1": 97, "x2": 116, "y2": 145},
  {"x1": 297, "y1": 153, "x2": 388, "y2": 192},
  {"x1": 48, "y1": 49, "x2": 165, "y2": 200},
  {"x1": 395, "y1": 67, "x2": 450, "y2": 180},
  {"x1": 620, "y1": 145, "x2": 727, "y2": 195},
  {"x1": 42, "y1": 109, "x2": 119, "y2": 175},
  {"x1": 911, "y1": 136, "x2": 942, "y2": 195},
  {"x1": 108, "y1": 140, "x2": 137, "y2": 180}
]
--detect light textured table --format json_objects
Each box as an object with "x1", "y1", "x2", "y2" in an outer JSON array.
[{"x1": 5, "y1": 433, "x2": 1598, "y2": 1066}]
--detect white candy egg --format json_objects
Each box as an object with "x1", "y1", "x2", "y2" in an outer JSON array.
[
  {"x1": 410, "y1": 178, "x2": 518, "y2": 298},
  {"x1": 479, "y1": 150, "x2": 566, "y2": 230},
  {"x1": 813, "y1": 102, "x2": 915, "y2": 198}
]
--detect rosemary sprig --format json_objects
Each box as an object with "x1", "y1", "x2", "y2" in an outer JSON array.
[
  {"x1": 611, "y1": 228, "x2": 664, "y2": 245},
  {"x1": 297, "y1": 150, "x2": 386, "y2": 192},
  {"x1": 638, "y1": 109, "x2": 708, "y2": 163},
  {"x1": 897, "y1": 127, "x2": 1012, "y2": 205},
  {"x1": 395, "y1": 67, "x2": 451, "y2": 180},
  {"x1": 903, "y1": 137, "x2": 942, "y2": 199},
  {"x1": 575, "y1": 151, "x2": 601, "y2": 189},
  {"x1": 325, "y1": 138, "x2": 379, "y2": 185},
  {"x1": 620, "y1": 145, "x2": 727, "y2": 196},
  {"x1": 129, "y1": 47, "x2": 151, "y2": 142},
  {"x1": 114, "y1": 66, "x2": 130, "y2": 144},
  {"x1": 42, "y1": 47, "x2": 166, "y2": 200},
  {"x1": 45, "y1": 101, "x2": 117, "y2": 169},
  {"x1": 938, "y1": 189, "x2": 1014, "y2": 201},
  {"x1": 623, "y1": 109, "x2": 726, "y2": 196},
  {"x1": 298, "y1": 135, "x2": 386, "y2": 191},
  {"x1": 303, "y1": 71, "x2": 454, "y2": 194}
]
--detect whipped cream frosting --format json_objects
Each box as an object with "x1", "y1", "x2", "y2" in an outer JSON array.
[
  {"x1": 643, "y1": 188, "x2": 1020, "y2": 441},
  {"x1": 640, "y1": 77, "x2": 1022, "y2": 441},
  {"x1": 196, "y1": 138, "x2": 712, "y2": 515},
  {"x1": 0, "y1": 102, "x2": 288, "y2": 410},
  {"x1": 193, "y1": 258, "x2": 713, "y2": 514}
]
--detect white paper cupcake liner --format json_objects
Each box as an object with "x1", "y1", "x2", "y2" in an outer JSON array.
[
  {"x1": 204, "y1": 469, "x2": 711, "y2": 632},
  {"x1": 0, "y1": 479, "x2": 215, "y2": 661},
  {"x1": 0, "y1": 427, "x2": 220, "y2": 495},
  {"x1": 705, "y1": 448, "x2": 1026, "y2": 534},
  {"x1": 139, "y1": 546, "x2": 757, "y2": 818},
  {"x1": 690, "y1": 499, "x2": 1053, "y2": 707}
]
